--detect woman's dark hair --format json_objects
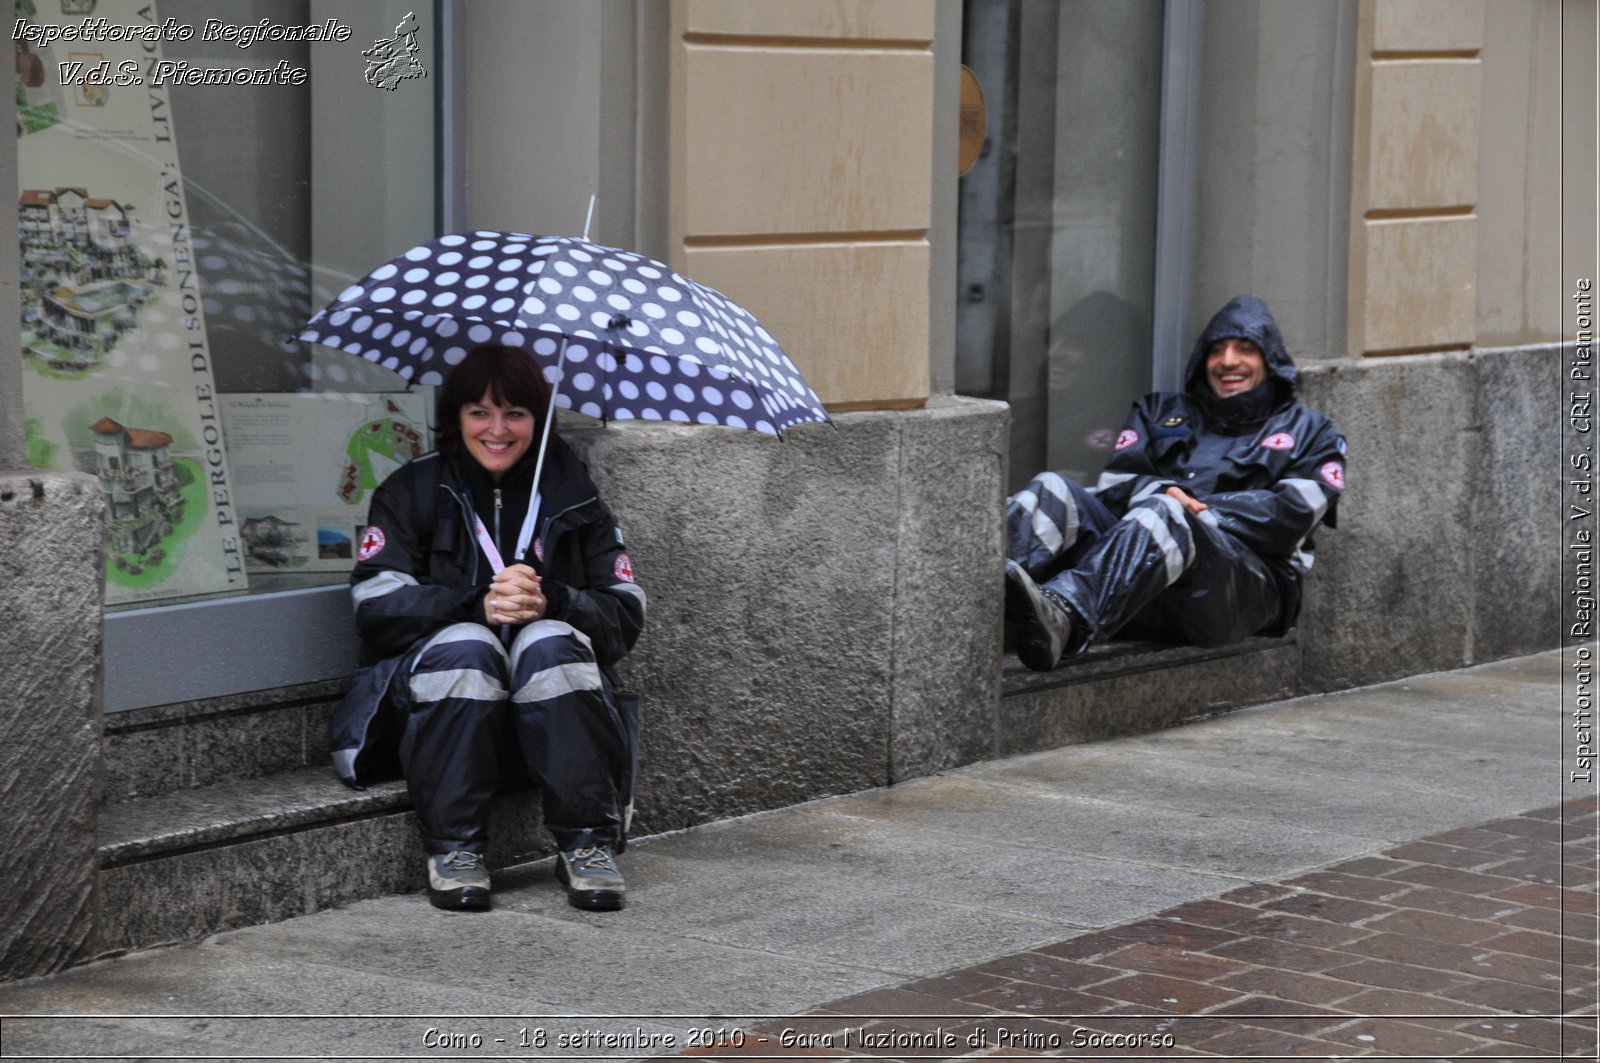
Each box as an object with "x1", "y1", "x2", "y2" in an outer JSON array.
[{"x1": 433, "y1": 343, "x2": 554, "y2": 458}]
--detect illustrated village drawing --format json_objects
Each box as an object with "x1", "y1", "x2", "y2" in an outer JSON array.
[
  {"x1": 15, "y1": 0, "x2": 247, "y2": 606},
  {"x1": 82, "y1": 416, "x2": 184, "y2": 573},
  {"x1": 20, "y1": 186, "x2": 160, "y2": 371},
  {"x1": 15, "y1": 0, "x2": 431, "y2": 602}
]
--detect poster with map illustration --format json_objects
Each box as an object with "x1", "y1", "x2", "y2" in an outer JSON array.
[
  {"x1": 17, "y1": 0, "x2": 247, "y2": 605},
  {"x1": 222, "y1": 392, "x2": 431, "y2": 573}
]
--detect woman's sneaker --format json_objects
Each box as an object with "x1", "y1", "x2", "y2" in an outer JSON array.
[
  {"x1": 427, "y1": 850, "x2": 491, "y2": 911},
  {"x1": 556, "y1": 845, "x2": 626, "y2": 911}
]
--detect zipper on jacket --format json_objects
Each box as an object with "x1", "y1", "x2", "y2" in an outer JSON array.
[
  {"x1": 441, "y1": 483, "x2": 481, "y2": 584},
  {"x1": 540, "y1": 495, "x2": 597, "y2": 546},
  {"x1": 493, "y1": 487, "x2": 502, "y2": 556}
]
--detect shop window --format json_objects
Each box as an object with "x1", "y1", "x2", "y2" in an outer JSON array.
[
  {"x1": 956, "y1": 0, "x2": 1165, "y2": 489},
  {"x1": 16, "y1": 0, "x2": 438, "y2": 707}
]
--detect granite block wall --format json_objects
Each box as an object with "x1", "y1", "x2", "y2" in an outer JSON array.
[
  {"x1": 1296, "y1": 346, "x2": 1561, "y2": 690},
  {"x1": 566, "y1": 398, "x2": 1009, "y2": 833}
]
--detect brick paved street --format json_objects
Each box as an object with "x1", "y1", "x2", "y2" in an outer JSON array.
[{"x1": 707, "y1": 799, "x2": 1599, "y2": 1061}]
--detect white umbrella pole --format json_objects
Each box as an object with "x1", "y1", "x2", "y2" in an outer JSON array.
[
  {"x1": 582, "y1": 195, "x2": 597, "y2": 242},
  {"x1": 494, "y1": 335, "x2": 565, "y2": 640},
  {"x1": 517, "y1": 335, "x2": 568, "y2": 563}
]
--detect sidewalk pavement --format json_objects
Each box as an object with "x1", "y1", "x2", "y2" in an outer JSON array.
[{"x1": 0, "y1": 650, "x2": 1593, "y2": 1061}]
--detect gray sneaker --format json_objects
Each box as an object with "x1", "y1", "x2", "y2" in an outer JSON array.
[
  {"x1": 427, "y1": 850, "x2": 491, "y2": 911},
  {"x1": 556, "y1": 845, "x2": 626, "y2": 911},
  {"x1": 1004, "y1": 559, "x2": 1075, "y2": 671}
]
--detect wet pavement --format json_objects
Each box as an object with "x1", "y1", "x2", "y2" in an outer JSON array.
[
  {"x1": 725, "y1": 799, "x2": 1597, "y2": 1060},
  {"x1": 0, "y1": 650, "x2": 1593, "y2": 1061}
]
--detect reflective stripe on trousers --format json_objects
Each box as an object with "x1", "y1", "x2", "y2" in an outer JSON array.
[
  {"x1": 392, "y1": 620, "x2": 628, "y2": 855},
  {"x1": 1006, "y1": 475, "x2": 1281, "y2": 652}
]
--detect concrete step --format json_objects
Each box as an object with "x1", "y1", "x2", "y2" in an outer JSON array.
[
  {"x1": 89, "y1": 635, "x2": 1298, "y2": 958},
  {"x1": 998, "y1": 635, "x2": 1300, "y2": 757},
  {"x1": 100, "y1": 679, "x2": 347, "y2": 804},
  {"x1": 95, "y1": 680, "x2": 562, "y2": 958},
  {"x1": 93, "y1": 767, "x2": 549, "y2": 958}
]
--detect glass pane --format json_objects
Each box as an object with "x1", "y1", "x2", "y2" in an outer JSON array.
[
  {"x1": 1044, "y1": 0, "x2": 1163, "y2": 481},
  {"x1": 957, "y1": 0, "x2": 1164, "y2": 489},
  {"x1": 16, "y1": 0, "x2": 436, "y2": 608}
]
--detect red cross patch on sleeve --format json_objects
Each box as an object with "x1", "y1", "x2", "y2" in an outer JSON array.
[
  {"x1": 1319, "y1": 461, "x2": 1345, "y2": 490},
  {"x1": 613, "y1": 553, "x2": 635, "y2": 583},
  {"x1": 1262, "y1": 432, "x2": 1296, "y2": 450},
  {"x1": 1114, "y1": 429, "x2": 1140, "y2": 451},
  {"x1": 357, "y1": 526, "x2": 386, "y2": 561}
]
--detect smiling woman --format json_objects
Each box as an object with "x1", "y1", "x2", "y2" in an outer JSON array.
[
  {"x1": 460, "y1": 399, "x2": 534, "y2": 475},
  {"x1": 333, "y1": 343, "x2": 646, "y2": 914},
  {"x1": 433, "y1": 344, "x2": 550, "y2": 481}
]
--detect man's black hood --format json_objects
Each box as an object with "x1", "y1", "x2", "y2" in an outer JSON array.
[
  {"x1": 1183, "y1": 296, "x2": 1296, "y2": 433},
  {"x1": 1183, "y1": 295, "x2": 1297, "y2": 397}
]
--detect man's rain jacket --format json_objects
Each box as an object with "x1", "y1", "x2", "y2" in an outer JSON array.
[{"x1": 1092, "y1": 295, "x2": 1347, "y2": 633}]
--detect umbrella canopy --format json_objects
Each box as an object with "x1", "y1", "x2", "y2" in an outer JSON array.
[{"x1": 298, "y1": 230, "x2": 829, "y2": 437}]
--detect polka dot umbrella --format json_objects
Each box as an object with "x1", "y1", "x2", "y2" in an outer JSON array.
[{"x1": 298, "y1": 229, "x2": 830, "y2": 438}]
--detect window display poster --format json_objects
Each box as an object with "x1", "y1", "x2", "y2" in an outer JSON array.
[
  {"x1": 16, "y1": 0, "x2": 247, "y2": 605},
  {"x1": 222, "y1": 392, "x2": 431, "y2": 574}
]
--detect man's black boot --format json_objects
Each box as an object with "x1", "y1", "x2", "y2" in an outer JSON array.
[{"x1": 1004, "y1": 559, "x2": 1076, "y2": 671}]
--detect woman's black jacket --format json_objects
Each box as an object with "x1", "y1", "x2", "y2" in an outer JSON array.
[{"x1": 328, "y1": 435, "x2": 645, "y2": 787}]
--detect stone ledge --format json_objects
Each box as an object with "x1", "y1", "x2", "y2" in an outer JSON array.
[
  {"x1": 1002, "y1": 636, "x2": 1296, "y2": 694},
  {"x1": 99, "y1": 636, "x2": 1297, "y2": 865},
  {"x1": 95, "y1": 814, "x2": 424, "y2": 958},
  {"x1": 97, "y1": 767, "x2": 408, "y2": 867},
  {"x1": 102, "y1": 680, "x2": 349, "y2": 734},
  {"x1": 90, "y1": 634, "x2": 1299, "y2": 955},
  {"x1": 98, "y1": 768, "x2": 550, "y2": 869},
  {"x1": 101, "y1": 683, "x2": 347, "y2": 804},
  {"x1": 94, "y1": 769, "x2": 552, "y2": 955},
  {"x1": 998, "y1": 636, "x2": 1301, "y2": 758}
]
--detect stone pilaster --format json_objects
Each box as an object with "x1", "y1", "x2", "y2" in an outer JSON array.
[{"x1": 0, "y1": 472, "x2": 105, "y2": 979}]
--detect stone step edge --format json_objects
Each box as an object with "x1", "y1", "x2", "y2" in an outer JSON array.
[
  {"x1": 104, "y1": 640, "x2": 1295, "y2": 737},
  {"x1": 98, "y1": 639, "x2": 1297, "y2": 866},
  {"x1": 102, "y1": 679, "x2": 347, "y2": 737},
  {"x1": 1001, "y1": 634, "x2": 1295, "y2": 695},
  {"x1": 96, "y1": 766, "x2": 409, "y2": 868}
]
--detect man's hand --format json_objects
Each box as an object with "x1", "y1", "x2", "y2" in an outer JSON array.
[
  {"x1": 484, "y1": 563, "x2": 546, "y2": 626},
  {"x1": 1165, "y1": 486, "x2": 1208, "y2": 514}
]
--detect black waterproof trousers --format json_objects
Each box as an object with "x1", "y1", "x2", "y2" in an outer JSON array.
[
  {"x1": 388, "y1": 619, "x2": 631, "y2": 854},
  {"x1": 1006, "y1": 472, "x2": 1283, "y2": 653}
]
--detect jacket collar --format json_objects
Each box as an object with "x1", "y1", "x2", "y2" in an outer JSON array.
[{"x1": 447, "y1": 434, "x2": 598, "y2": 514}]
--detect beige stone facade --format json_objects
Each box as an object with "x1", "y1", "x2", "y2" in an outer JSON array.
[
  {"x1": 669, "y1": 0, "x2": 936, "y2": 409},
  {"x1": 1346, "y1": 0, "x2": 1578, "y2": 356},
  {"x1": 1348, "y1": 0, "x2": 1483, "y2": 355}
]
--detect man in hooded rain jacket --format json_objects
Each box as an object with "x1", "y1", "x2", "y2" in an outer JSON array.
[{"x1": 1004, "y1": 295, "x2": 1347, "y2": 669}]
